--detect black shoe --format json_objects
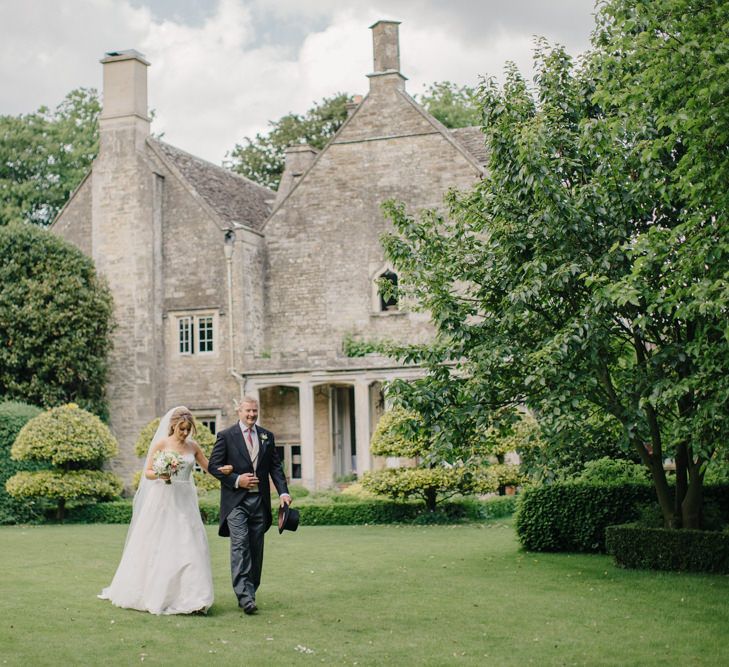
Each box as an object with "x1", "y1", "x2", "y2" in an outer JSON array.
[{"x1": 243, "y1": 602, "x2": 258, "y2": 615}]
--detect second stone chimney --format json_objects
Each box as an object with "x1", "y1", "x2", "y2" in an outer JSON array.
[
  {"x1": 275, "y1": 144, "x2": 318, "y2": 204},
  {"x1": 368, "y1": 20, "x2": 407, "y2": 93}
]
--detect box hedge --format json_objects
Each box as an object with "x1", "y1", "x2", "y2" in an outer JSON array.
[
  {"x1": 515, "y1": 481, "x2": 729, "y2": 553},
  {"x1": 606, "y1": 523, "x2": 729, "y2": 574},
  {"x1": 66, "y1": 495, "x2": 516, "y2": 526}
]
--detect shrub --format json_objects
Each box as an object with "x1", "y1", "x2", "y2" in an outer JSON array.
[
  {"x1": 6, "y1": 470, "x2": 122, "y2": 502},
  {"x1": 515, "y1": 481, "x2": 654, "y2": 552},
  {"x1": 362, "y1": 465, "x2": 473, "y2": 511},
  {"x1": 606, "y1": 523, "x2": 729, "y2": 574},
  {"x1": 0, "y1": 400, "x2": 44, "y2": 524},
  {"x1": 63, "y1": 495, "x2": 516, "y2": 526},
  {"x1": 577, "y1": 457, "x2": 649, "y2": 483},
  {"x1": 7, "y1": 404, "x2": 122, "y2": 519},
  {"x1": 0, "y1": 223, "x2": 113, "y2": 417},
  {"x1": 66, "y1": 499, "x2": 133, "y2": 524},
  {"x1": 515, "y1": 481, "x2": 729, "y2": 553}
]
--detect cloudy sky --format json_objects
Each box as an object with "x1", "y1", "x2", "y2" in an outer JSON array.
[{"x1": 0, "y1": 0, "x2": 598, "y2": 164}]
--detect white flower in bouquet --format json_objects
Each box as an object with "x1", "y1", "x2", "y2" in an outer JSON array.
[{"x1": 153, "y1": 450, "x2": 185, "y2": 484}]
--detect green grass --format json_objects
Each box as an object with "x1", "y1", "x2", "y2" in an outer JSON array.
[{"x1": 1, "y1": 521, "x2": 728, "y2": 665}]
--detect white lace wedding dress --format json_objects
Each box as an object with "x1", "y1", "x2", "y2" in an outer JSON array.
[{"x1": 99, "y1": 452, "x2": 214, "y2": 615}]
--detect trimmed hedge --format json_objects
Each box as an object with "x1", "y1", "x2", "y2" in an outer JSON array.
[
  {"x1": 67, "y1": 500, "x2": 133, "y2": 524},
  {"x1": 606, "y1": 523, "x2": 729, "y2": 574},
  {"x1": 515, "y1": 481, "x2": 653, "y2": 553},
  {"x1": 65, "y1": 495, "x2": 517, "y2": 525},
  {"x1": 0, "y1": 400, "x2": 44, "y2": 524},
  {"x1": 515, "y1": 481, "x2": 729, "y2": 553}
]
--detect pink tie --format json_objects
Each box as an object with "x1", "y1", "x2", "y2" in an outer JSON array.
[{"x1": 245, "y1": 429, "x2": 256, "y2": 461}]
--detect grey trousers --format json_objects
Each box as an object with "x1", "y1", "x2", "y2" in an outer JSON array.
[{"x1": 227, "y1": 494, "x2": 265, "y2": 607}]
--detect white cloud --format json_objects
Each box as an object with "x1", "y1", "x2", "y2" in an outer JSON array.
[{"x1": 1, "y1": 0, "x2": 595, "y2": 164}]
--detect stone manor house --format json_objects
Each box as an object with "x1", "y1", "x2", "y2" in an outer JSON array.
[{"x1": 52, "y1": 21, "x2": 487, "y2": 489}]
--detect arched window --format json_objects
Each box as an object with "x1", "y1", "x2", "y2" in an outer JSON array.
[{"x1": 378, "y1": 270, "x2": 398, "y2": 311}]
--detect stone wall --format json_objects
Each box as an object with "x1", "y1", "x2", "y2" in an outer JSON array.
[{"x1": 259, "y1": 81, "x2": 480, "y2": 372}]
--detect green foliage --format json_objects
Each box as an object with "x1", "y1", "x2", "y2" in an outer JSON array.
[
  {"x1": 516, "y1": 481, "x2": 729, "y2": 553},
  {"x1": 416, "y1": 81, "x2": 481, "y2": 129},
  {"x1": 515, "y1": 481, "x2": 654, "y2": 553},
  {"x1": 297, "y1": 496, "x2": 514, "y2": 526},
  {"x1": 381, "y1": 0, "x2": 729, "y2": 530},
  {"x1": 0, "y1": 88, "x2": 99, "y2": 226},
  {"x1": 12, "y1": 403, "x2": 117, "y2": 466},
  {"x1": 132, "y1": 416, "x2": 217, "y2": 491},
  {"x1": 362, "y1": 465, "x2": 473, "y2": 508},
  {"x1": 6, "y1": 404, "x2": 121, "y2": 519},
  {"x1": 471, "y1": 463, "x2": 525, "y2": 493},
  {"x1": 517, "y1": 409, "x2": 629, "y2": 482},
  {"x1": 606, "y1": 523, "x2": 729, "y2": 574},
  {"x1": 341, "y1": 333, "x2": 385, "y2": 358},
  {"x1": 226, "y1": 93, "x2": 351, "y2": 189},
  {"x1": 370, "y1": 406, "x2": 427, "y2": 458},
  {"x1": 365, "y1": 404, "x2": 499, "y2": 510},
  {"x1": 577, "y1": 457, "x2": 650, "y2": 484},
  {"x1": 0, "y1": 400, "x2": 44, "y2": 524},
  {"x1": 65, "y1": 499, "x2": 132, "y2": 524},
  {"x1": 6, "y1": 470, "x2": 122, "y2": 502},
  {"x1": 0, "y1": 224, "x2": 113, "y2": 417},
  {"x1": 62, "y1": 494, "x2": 516, "y2": 526}
]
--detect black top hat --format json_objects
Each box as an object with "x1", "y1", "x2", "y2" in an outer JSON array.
[{"x1": 278, "y1": 504, "x2": 300, "y2": 534}]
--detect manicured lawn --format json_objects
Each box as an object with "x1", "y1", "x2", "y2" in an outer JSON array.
[{"x1": 1, "y1": 521, "x2": 727, "y2": 665}]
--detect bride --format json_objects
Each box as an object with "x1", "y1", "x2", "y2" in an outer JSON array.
[{"x1": 99, "y1": 407, "x2": 231, "y2": 615}]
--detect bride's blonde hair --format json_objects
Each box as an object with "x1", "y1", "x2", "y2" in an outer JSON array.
[{"x1": 168, "y1": 407, "x2": 197, "y2": 437}]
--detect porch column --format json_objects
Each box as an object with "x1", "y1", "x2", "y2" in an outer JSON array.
[
  {"x1": 298, "y1": 380, "x2": 316, "y2": 489},
  {"x1": 354, "y1": 379, "x2": 372, "y2": 473}
]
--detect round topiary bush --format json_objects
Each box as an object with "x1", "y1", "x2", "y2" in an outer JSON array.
[
  {"x1": 0, "y1": 400, "x2": 44, "y2": 524},
  {"x1": 7, "y1": 403, "x2": 122, "y2": 519},
  {"x1": 133, "y1": 416, "x2": 218, "y2": 492}
]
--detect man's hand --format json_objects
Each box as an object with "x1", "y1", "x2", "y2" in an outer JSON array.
[
  {"x1": 237, "y1": 473, "x2": 259, "y2": 489},
  {"x1": 279, "y1": 493, "x2": 292, "y2": 507}
]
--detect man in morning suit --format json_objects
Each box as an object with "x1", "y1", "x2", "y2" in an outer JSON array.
[{"x1": 208, "y1": 396, "x2": 291, "y2": 615}]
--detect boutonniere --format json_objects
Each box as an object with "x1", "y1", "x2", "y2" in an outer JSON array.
[{"x1": 259, "y1": 433, "x2": 269, "y2": 442}]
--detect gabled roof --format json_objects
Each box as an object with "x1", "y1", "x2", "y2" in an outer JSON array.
[
  {"x1": 149, "y1": 139, "x2": 274, "y2": 231},
  {"x1": 450, "y1": 127, "x2": 489, "y2": 168}
]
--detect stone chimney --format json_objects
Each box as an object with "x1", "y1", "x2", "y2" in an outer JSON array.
[
  {"x1": 345, "y1": 95, "x2": 363, "y2": 118},
  {"x1": 368, "y1": 20, "x2": 407, "y2": 93},
  {"x1": 99, "y1": 50, "x2": 150, "y2": 150},
  {"x1": 92, "y1": 50, "x2": 159, "y2": 486},
  {"x1": 275, "y1": 144, "x2": 318, "y2": 204}
]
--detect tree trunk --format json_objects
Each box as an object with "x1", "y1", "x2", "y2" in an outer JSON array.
[
  {"x1": 425, "y1": 487, "x2": 437, "y2": 512},
  {"x1": 681, "y1": 467, "x2": 703, "y2": 529},
  {"x1": 56, "y1": 498, "x2": 66, "y2": 522},
  {"x1": 646, "y1": 456, "x2": 677, "y2": 529},
  {"x1": 674, "y1": 441, "x2": 689, "y2": 525}
]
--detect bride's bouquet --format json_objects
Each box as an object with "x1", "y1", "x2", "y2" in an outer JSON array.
[{"x1": 153, "y1": 450, "x2": 184, "y2": 484}]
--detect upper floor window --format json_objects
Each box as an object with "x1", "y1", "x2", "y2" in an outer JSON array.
[
  {"x1": 378, "y1": 270, "x2": 399, "y2": 312},
  {"x1": 175, "y1": 312, "x2": 216, "y2": 355}
]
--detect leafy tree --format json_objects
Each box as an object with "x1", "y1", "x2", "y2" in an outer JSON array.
[
  {"x1": 0, "y1": 223, "x2": 114, "y2": 417},
  {"x1": 226, "y1": 93, "x2": 351, "y2": 190},
  {"x1": 361, "y1": 405, "x2": 474, "y2": 511},
  {"x1": 6, "y1": 404, "x2": 122, "y2": 520},
  {"x1": 416, "y1": 81, "x2": 481, "y2": 129},
  {"x1": 0, "y1": 88, "x2": 99, "y2": 226},
  {"x1": 380, "y1": 0, "x2": 729, "y2": 530}
]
